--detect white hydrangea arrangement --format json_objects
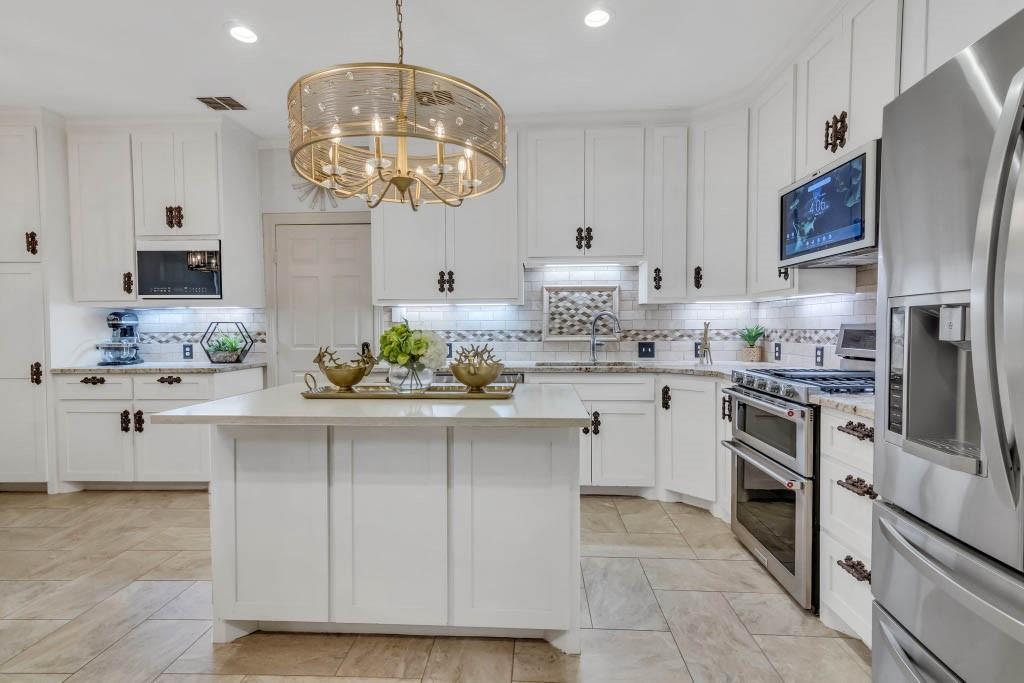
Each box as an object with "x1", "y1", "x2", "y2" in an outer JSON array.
[{"x1": 378, "y1": 321, "x2": 447, "y2": 371}]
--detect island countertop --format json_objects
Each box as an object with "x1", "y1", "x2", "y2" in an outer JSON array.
[{"x1": 151, "y1": 382, "x2": 591, "y2": 428}]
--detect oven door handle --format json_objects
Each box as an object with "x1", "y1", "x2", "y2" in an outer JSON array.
[
  {"x1": 722, "y1": 439, "x2": 807, "y2": 490},
  {"x1": 722, "y1": 387, "x2": 804, "y2": 421}
]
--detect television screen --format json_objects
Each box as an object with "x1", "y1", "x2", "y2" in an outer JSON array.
[{"x1": 781, "y1": 154, "x2": 865, "y2": 261}]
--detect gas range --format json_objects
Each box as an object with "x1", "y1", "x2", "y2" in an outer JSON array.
[{"x1": 730, "y1": 367, "x2": 875, "y2": 405}]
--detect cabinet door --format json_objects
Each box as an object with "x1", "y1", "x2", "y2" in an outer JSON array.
[
  {"x1": 0, "y1": 126, "x2": 40, "y2": 261},
  {"x1": 175, "y1": 127, "x2": 221, "y2": 235},
  {"x1": 845, "y1": 0, "x2": 902, "y2": 150},
  {"x1": 658, "y1": 379, "x2": 717, "y2": 501},
  {"x1": 748, "y1": 69, "x2": 798, "y2": 296},
  {"x1": 584, "y1": 127, "x2": 645, "y2": 257},
  {"x1": 580, "y1": 401, "x2": 593, "y2": 486},
  {"x1": 641, "y1": 126, "x2": 688, "y2": 302},
  {"x1": 0, "y1": 379, "x2": 46, "y2": 482},
  {"x1": 590, "y1": 400, "x2": 655, "y2": 486},
  {"x1": 58, "y1": 401, "x2": 133, "y2": 481},
  {"x1": 131, "y1": 130, "x2": 177, "y2": 236},
  {"x1": 688, "y1": 110, "x2": 749, "y2": 298},
  {"x1": 68, "y1": 131, "x2": 136, "y2": 302},
  {"x1": 796, "y1": 20, "x2": 851, "y2": 175},
  {"x1": 446, "y1": 133, "x2": 521, "y2": 302},
  {"x1": 0, "y1": 263, "x2": 44, "y2": 378},
  {"x1": 524, "y1": 128, "x2": 585, "y2": 258},
  {"x1": 133, "y1": 400, "x2": 211, "y2": 481},
  {"x1": 371, "y1": 202, "x2": 447, "y2": 302}
]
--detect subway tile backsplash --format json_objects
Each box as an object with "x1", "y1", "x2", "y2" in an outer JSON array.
[{"x1": 131, "y1": 308, "x2": 267, "y2": 363}]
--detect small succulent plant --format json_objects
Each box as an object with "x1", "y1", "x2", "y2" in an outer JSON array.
[
  {"x1": 739, "y1": 325, "x2": 766, "y2": 348},
  {"x1": 208, "y1": 335, "x2": 243, "y2": 353}
]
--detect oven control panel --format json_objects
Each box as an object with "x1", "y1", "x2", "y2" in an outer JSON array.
[{"x1": 731, "y1": 370, "x2": 806, "y2": 403}]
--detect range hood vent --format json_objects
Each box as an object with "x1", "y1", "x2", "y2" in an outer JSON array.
[{"x1": 196, "y1": 96, "x2": 247, "y2": 111}]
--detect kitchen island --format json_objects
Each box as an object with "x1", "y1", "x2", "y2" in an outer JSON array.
[{"x1": 152, "y1": 382, "x2": 590, "y2": 653}]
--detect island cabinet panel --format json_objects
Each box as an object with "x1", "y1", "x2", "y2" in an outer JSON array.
[
  {"x1": 214, "y1": 426, "x2": 329, "y2": 622},
  {"x1": 450, "y1": 428, "x2": 577, "y2": 630},
  {"x1": 330, "y1": 428, "x2": 448, "y2": 625}
]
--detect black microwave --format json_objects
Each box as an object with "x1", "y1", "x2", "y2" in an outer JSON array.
[{"x1": 136, "y1": 240, "x2": 222, "y2": 299}]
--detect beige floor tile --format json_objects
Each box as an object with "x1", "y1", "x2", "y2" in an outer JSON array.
[
  {"x1": 152, "y1": 582, "x2": 212, "y2": 620},
  {"x1": 580, "y1": 511, "x2": 625, "y2": 534},
  {"x1": 0, "y1": 582, "x2": 64, "y2": 618},
  {"x1": 0, "y1": 551, "x2": 117, "y2": 581},
  {"x1": 336, "y1": 635, "x2": 433, "y2": 678},
  {"x1": 0, "y1": 674, "x2": 70, "y2": 682},
  {"x1": 579, "y1": 583, "x2": 592, "y2": 629},
  {"x1": 96, "y1": 491, "x2": 209, "y2": 510},
  {"x1": 88, "y1": 508, "x2": 209, "y2": 529},
  {"x1": 140, "y1": 551, "x2": 212, "y2": 581},
  {"x1": 580, "y1": 557, "x2": 667, "y2": 631},
  {"x1": 659, "y1": 501, "x2": 709, "y2": 517},
  {"x1": 422, "y1": 637, "x2": 514, "y2": 683},
  {"x1": 36, "y1": 523, "x2": 155, "y2": 556},
  {"x1": 0, "y1": 492, "x2": 109, "y2": 511},
  {"x1": 154, "y1": 675, "x2": 244, "y2": 683},
  {"x1": 613, "y1": 499, "x2": 678, "y2": 534},
  {"x1": 835, "y1": 638, "x2": 872, "y2": 676},
  {"x1": 642, "y1": 558, "x2": 784, "y2": 593},
  {"x1": 580, "y1": 496, "x2": 619, "y2": 514},
  {"x1": 65, "y1": 619, "x2": 211, "y2": 683},
  {"x1": 512, "y1": 640, "x2": 580, "y2": 682},
  {"x1": 581, "y1": 531, "x2": 695, "y2": 559},
  {"x1": 669, "y1": 512, "x2": 751, "y2": 560},
  {"x1": 0, "y1": 620, "x2": 68, "y2": 667},
  {"x1": 9, "y1": 550, "x2": 177, "y2": 619},
  {"x1": 166, "y1": 632, "x2": 355, "y2": 676},
  {"x1": 656, "y1": 590, "x2": 781, "y2": 682},
  {"x1": 755, "y1": 635, "x2": 871, "y2": 683},
  {"x1": 0, "y1": 529, "x2": 62, "y2": 550},
  {"x1": 134, "y1": 527, "x2": 210, "y2": 551},
  {"x1": 578, "y1": 629, "x2": 691, "y2": 682},
  {"x1": 725, "y1": 593, "x2": 843, "y2": 637},
  {"x1": 0, "y1": 580, "x2": 190, "y2": 674},
  {"x1": 0, "y1": 509, "x2": 79, "y2": 528},
  {"x1": 242, "y1": 677, "x2": 419, "y2": 683}
]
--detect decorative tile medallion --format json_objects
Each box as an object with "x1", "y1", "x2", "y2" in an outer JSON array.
[{"x1": 542, "y1": 286, "x2": 620, "y2": 340}]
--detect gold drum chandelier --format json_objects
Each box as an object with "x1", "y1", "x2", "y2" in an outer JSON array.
[{"x1": 287, "y1": 0, "x2": 506, "y2": 210}]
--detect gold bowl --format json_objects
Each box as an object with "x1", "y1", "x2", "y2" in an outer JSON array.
[
  {"x1": 323, "y1": 363, "x2": 373, "y2": 391},
  {"x1": 449, "y1": 363, "x2": 505, "y2": 393}
]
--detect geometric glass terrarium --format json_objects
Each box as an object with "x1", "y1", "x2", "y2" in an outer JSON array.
[{"x1": 200, "y1": 322, "x2": 254, "y2": 363}]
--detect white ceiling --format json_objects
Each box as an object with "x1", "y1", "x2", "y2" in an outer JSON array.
[{"x1": 1, "y1": 0, "x2": 838, "y2": 141}]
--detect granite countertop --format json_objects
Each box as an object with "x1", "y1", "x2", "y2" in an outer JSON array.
[
  {"x1": 809, "y1": 393, "x2": 876, "y2": 420},
  {"x1": 50, "y1": 360, "x2": 268, "y2": 375},
  {"x1": 498, "y1": 361, "x2": 779, "y2": 380}
]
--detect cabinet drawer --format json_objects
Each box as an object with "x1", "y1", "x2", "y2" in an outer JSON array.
[
  {"x1": 820, "y1": 409, "x2": 874, "y2": 472},
  {"x1": 527, "y1": 373, "x2": 655, "y2": 401},
  {"x1": 820, "y1": 530, "x2": 872, "y2": 646},
  {"x1": 133, "y1": 374, "x2": 212, "y2": 400},
  {"x1": 819, "y1": 456, "x2": 873, "y2": 558},
  {"x1": 55, "y1": 374, "x2": 133, "y2": 400}
]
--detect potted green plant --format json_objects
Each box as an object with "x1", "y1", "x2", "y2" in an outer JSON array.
[
  {"x1": 738, "y1": 325, "x2": 766, "y2": 363},
  {"x1": 208, "y1": 334, "x2": 244, "y2": 363},
  {"x1": 379, "y1": 321, "x2": 447, "y2": 393}
]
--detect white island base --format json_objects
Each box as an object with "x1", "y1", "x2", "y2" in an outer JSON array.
[{"x1": 153, "y1": 383, "x2": 589, "y2": 653}]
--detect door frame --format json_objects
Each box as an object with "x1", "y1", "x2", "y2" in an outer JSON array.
[{"x1": 262, "y1": 211, "x2": 383, "y2": 387}]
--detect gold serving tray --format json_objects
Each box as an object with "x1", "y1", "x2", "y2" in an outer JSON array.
[{"x1": 301, "y1": 383, "x2": 517, "y2": 400}]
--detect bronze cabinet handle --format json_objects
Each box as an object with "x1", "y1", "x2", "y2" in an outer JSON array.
[
  {"x1": 123, "y1": 272, "x2": 134, "y2": 294},
  {"x1": 437, "y1": 270, "x2": 446, "y2": 293},
  {"x1": 584, "y1": 226, "x2": 593, "y2": 249},
  {"x1": 837, "y1": 420, "x2": 874, "y2": 442},
  {"x1": 156, "y1": 375, "x2": 182, "y2": 385},
  {"x1": 80, "y1": 376, "x2": 106, "y2": 386},
  {"x1": 834, "y1": 111, "x2": 848, "y2": 150},
  {"x1": 134, "y1": 410, "x2": 144, "y2": 433},
  {"x1": 582, "y1": 426, "x2": 590, "y2": 435},
  {"x1": 446, "y1": 270, "x2": 454, "y2": 293},
  {"x1": 576, "y1": 227, "x2": 584, "y2": 250},
  {"x1": 173, "y1": 206, "x2": 183, "y2": 228},
  {"x1": 837, "y1": 555, "x2": 871, "y2": 583},
  {"x1": 591, "y1": 411, "x2": 601, "y2": 435},
  {"x1": 120, "y1": 409, "x2": 131, "y2": 432},
  {"x1": 166, "y1": 206, "x2": 174, "y2": 228},
  {"x1": 30, "y1": 362, "x2": 42, "y2": 385},
  {"x1": 825, "y1": 118, "x2": 833, "y2": 151},
  {"x1": 693, "y1": 266, "x2": 703, "y2": 290},
  {"x1": 662, "y1": 385, "x2": 671, "y2": 410},
  {"x1": 778, "y1": 267, "x2": 790, "y2": 281},
  {"x1": 25, "y1": 231, "x2": 39, "y2": 255},
  {"x1": 721, "y1": 395, "x2": 732, "y2": 422},
  {"x1": 653, "y1": 267, "x2": 663, "y2": 291},
  {"x1": 836, "y1": 475, "x2": 878, "y2": 499}
]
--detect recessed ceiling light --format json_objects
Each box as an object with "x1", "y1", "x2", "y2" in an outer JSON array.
[
  {"x1": 228, "y1": 24, "x2": 258, "y2": 43},
  {"x1": 584, "y1": 9, "x2": 611, "y2": 28}
]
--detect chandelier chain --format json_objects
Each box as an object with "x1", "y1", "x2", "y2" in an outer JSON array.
[{"x1": 395, "y1": 0, "x2": 404, "y2": 64}]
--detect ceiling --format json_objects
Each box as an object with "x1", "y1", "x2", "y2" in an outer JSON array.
[{"x1": 1, "y1": 0, "x2": 839, "y2": 141}]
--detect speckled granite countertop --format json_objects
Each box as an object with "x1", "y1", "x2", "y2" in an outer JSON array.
[
  {"x1": 500, "y1": 361, "x2": 779, "y2": 379},
  {"x1": 51, "y1": 361, "x2": 267, "y2": 375},
  {"x1": 810, "y1": 393, "x2": 876, "y2": 419}
]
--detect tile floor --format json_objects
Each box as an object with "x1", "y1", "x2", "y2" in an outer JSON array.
[{"x1": 0, "y1": 490, "x2": 871, "y2": 682}]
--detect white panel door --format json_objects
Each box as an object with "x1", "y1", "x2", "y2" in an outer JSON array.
[
  {"x1": 372, "y1": 203, "x2": 447, "y2": 302},
  {"x1": 331, "y1": 427, "x2": 447, "y2": 625},
  {"x1": 0, "y1": 126, "x2": 40, "y2": 261},
  {"x1": 175, "y1": 127, "x2": 221, "y2": 235},
  {"x1": 748, "y1": 69, "x2": 798, "y2": 296},
  {"x1": 220, "y1": 426, "x2": 329, "y2": 622},
  {"x1": 658, "y1": 379, "x2": 717, "y2": 501},
  {"x1": 275, "y1": 223, "x2": 374, "y2": 385},
  {"x1": 688, "y1": 110, "x2": 749, "y2": 298},
  {"x1": 133, "y1": 399, "x2": 210, "y2": 481},
  {"x1": 796, "y1": 20, "x2": 851, "y2": 175},
  {"x1": 525, "y1": 128, "x2": 585, "y2": 258},
  {"x1": 641, "y1": 126, "x2": 688, "y2": 302},
  {"x1": 845, "y1": 0, "x2": 902, "y2": 150},
  {"x1": 58, "y1": 401, "x2": 133, "y2": 481},
  {"x1": 584, "y1": 127, "x2": 645, "y2": 257},
  {"x1": 68, "y1": 131, "x2": 136, "y2": 302},
  {"x1": 451, "y1": 427, "x2": 576, "y2": 629},
  {"x1": 589, "y1": 400, "x2": 656, "y2": 486},
  {"x1": 131, "y1": 130, "x2": 177, "y2": 236}
]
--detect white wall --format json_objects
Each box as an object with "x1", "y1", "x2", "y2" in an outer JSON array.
[{"x1": 259, "y1": 147, "x2": 366, "y2": 214}]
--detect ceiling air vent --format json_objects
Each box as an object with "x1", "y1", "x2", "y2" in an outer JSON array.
[{"x1": 196, "y1": 96, "x2": 247, "y2": 111}]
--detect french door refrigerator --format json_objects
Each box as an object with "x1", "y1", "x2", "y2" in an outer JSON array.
[{"x1": 874, "y1": 8, "x2": 1024, "y2": 682}]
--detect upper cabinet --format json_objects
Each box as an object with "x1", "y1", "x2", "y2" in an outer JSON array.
[
  {"x1": 132, "y1": 127, "x2": 220, "y2": 236},
  {"x1": 0, "y1": 126, "x2": 41, "y2": 262},
  {"x1": 640, "y1": 126, "x2": 688, "y2": 302},
  {"x1": 524, "y1": 126, "x2": 644, "y2": 260}
]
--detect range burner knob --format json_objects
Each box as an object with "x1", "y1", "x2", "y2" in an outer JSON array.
[
  {"x1": 745, "y1": 376, "x2": 757, "y2": 387},
  {"x1": 768, "y1": 382, "x2": 782, "y2": 395},
  {"x1": 783, "y1": 386, "x2": 799, "y2": 399},
  {"x1": 755, "y1": 379, "x2": 768, "y2": 390}
]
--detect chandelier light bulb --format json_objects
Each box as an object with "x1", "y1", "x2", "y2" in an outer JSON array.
[
  {"x1": 584, "y1": 9, "x2": 611, "y2": 27},
  {"x1": 435, "y1": 121, "x2": 445, "y2": 138},
  {"x1": 329, "y1": 124, "x2": 342, "y2": 143},
  {"x1": 364, "y1": 161, "x2": 374, "y2": 176},
  {"x1": 415, "y1": 166, "x2": 424, "y2": 175},
  {"x1": 457, "y1": 157, "x2": 467, "y2": 174},
  {"x1": 372, "y1": 115, "x2": 383, "y2": 133}
]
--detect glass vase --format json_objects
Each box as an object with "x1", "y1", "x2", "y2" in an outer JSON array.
[{"x1": 387, "y1": 364, "x2": 435, "y2": 394}]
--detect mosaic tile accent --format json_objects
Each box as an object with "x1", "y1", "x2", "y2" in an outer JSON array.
[
  {"x1": 544, "y1": 286, "x2": 619, "y2": 340},
  {"x1": 763, "y1": 328, "x2": 838, "y2": 345},
  {"x1": 138, "y1": 331, "x2": 267, "y2": 344},
  {"x1": 431, "y1": 328, "x2": 841, "y2": 344}
]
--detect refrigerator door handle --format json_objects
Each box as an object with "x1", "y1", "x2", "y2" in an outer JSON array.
[
  {"x1": 876, "y1": 618, "x2": 927, "y2": 683},
  {"x1": 878, "y1": 516, "x2": 1024, "y2": 643},
  {"x1": 971, "y1": 64, "x2": 1024, "y2": 507}
]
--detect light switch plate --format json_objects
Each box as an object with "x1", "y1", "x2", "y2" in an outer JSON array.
[
  {"x1": 694, "y1": 341, "x2": 702, "y2": 359},
  {"x1": 446, "y1": 343, "x2": 453, "y2": 359},
  {"x1": 773, "y1": 342, "x2": 782, "y2": 361},
  {"x1": 815, "y1": 346, "x2": 824, "y2": 367},
  {"x1": 638, "y1": 342, "x2": 655, "y2": 358},
  {"x1": 182, "y1": 343, "x2": 193, "y2": 360}
]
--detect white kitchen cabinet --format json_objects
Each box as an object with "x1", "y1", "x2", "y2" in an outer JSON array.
[
  {"x1": 584, "y1": 128, "x2": 645, "y2": 258},
  {"x1": 524, "y1": 128, "x2": 586, "y2": 258},
  {"x1": 132, "y1": 127, "x2": 220, "y2": 236},
  {"x1": 67, "y1": 130, "x2": 137, "y2": 302},
  {"x1": 0, "y1": 126, "x2": 41, "y2": 261},
  {"x1": 687, "y1": 109, "x2": 749, "y2": 298},
  {"x1": 639, "y1": 126, "x2": 688, "y2": 303},
  {"x1": 372, "y1": 203, "x2": 448, "y2": 303},
  {"x1": 657, "y1": 378, "x2": 717, "y2": 501},
  {"x1": 58, "y1": 401, "x2": 134, "y2": 481},
  {"x1": 134, "y1": 399, "x2": 211, "y2": 481},
  {"x1": 589, "y1": 400, "x2": 656, "y2": 487},
  {"x1": 0, "y1": 380, "x2": 47, "y2": 482}
]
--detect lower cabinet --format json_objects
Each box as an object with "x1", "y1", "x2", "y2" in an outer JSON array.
[
  {"x1": 587, "y1": 400, "x2": 655, "y2": 486},
  {"x1": 58, "y1": 401, "x2": 135, "y2": 481},
  {"x1": 0, "y1": 378, "x2": 47, "y2": 482},
  {"x1": 134, "y1": 399, "x2": 212, "y2": 481},
  {"x1": 657, "y1": 378, "x2": 718, "y2": 500}
]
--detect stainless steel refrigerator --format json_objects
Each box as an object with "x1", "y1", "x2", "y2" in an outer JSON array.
[{"x1": 874, "y1": 9, "x2": 1024, "y2": 682}]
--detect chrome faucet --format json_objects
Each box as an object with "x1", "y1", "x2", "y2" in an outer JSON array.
[{"x1": 590, "y1": 310, "x2": 622, "y2": 364}]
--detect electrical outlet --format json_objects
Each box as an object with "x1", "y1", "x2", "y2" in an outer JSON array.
[
  {"x1": 774, "y1": 342, "x2": 782, "y2": 361},
  {"x1": 694, "y1": 341, "x2": 702, "y2": 359},
  {"x1": 815, "y1": 346, "x2": 824, "y2": 367},
  {"x1": 182, "y1": 343, "x2": 193, "y2": 360},
  {"x1": 446, "y1": 343, "x2": 453, "y2": 359},
  {"x1": 638, "y1": 342, "x2": 655, "y2": 358}
]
